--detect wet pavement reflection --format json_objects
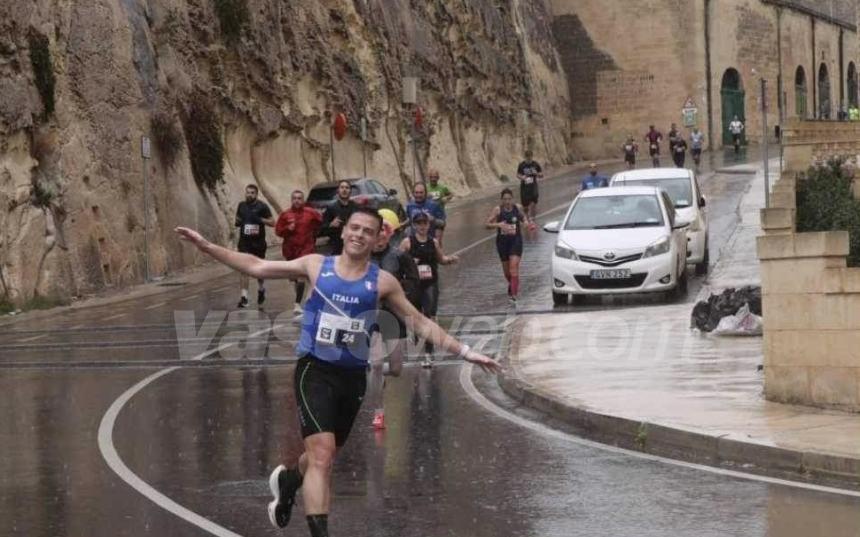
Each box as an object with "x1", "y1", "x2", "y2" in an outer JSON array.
[{"x1": 3, "y1": 150, "x2": 860, "y2": 536}]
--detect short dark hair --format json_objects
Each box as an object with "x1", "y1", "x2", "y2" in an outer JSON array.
[
  {"x1": 347, "y1": 207, "x2": 383, "y2": 231},
  {"x1": 500, "y1": 188, "x2": 513, "y2": 198},
  {"x1": 338, "y1": 179, "x2": 351, "y2": 188},
  {"x1": 291, "y1": 189, "x2": 304, "y2": 197},
  {"x1": 245, "y1": 184, "x2": 258, "y2": 193},
  {"x1": 413, "y1": 182, "x2": 427, "y2": 193}
]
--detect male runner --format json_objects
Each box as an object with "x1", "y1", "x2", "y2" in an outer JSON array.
[
  {"x1": 516, "y1": 150, "x2": 543, "y2": 220},
  {"x1": 321, "y1": 180, "x2": 357, "y2": 255},
  {"x1": 644, "y1": 125, "x2": 663, "y2": 167},
  {"x1": 275, "y1": 190, "x2": 322, "y2": 314},
  {"x1": 425, "y1": 170, "x2": 453, "y2": 245},
  {"x1": 234, "y1": 184, "x2": 274, "y2": 308},
  {"x1": 621, "y1": 136, "x2": 639, "y2": 169},
  {"x1": 690, "y1": 127, "x2": 705, "y2": 170},
  {"x1": 175, "y1": 208, "x2": 499, "y2": 537},
  {"x1": 729, "y1": 116, "x2": 744, "y2": 154},
  {"x1": 580, "y1": 163, "x2": 608, "y2": 191}
]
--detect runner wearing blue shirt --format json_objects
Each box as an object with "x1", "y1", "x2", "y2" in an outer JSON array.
[
  {"x1": 174, "y1": 208, "x2": 498, "y2": 537},
  {"x1": 580, "y1": 163, "x2": 608, "y2": 191},
  {"x1": 406, "y1": 182, "x2": 445, "y2": 238}
]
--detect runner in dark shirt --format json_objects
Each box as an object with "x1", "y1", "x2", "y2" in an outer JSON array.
[
  {"x1": 235, "y1": 184, "x2": 274, "y2": 308},
  {"x1": 516, "y1": 150, "x2": 543, "y2": 220},
  {"x1": 321, "y1": 180, "x2": 358, "y2": 255},
  {"x1": 644, "y1": 125, "x2": 663, "y2": 167}
]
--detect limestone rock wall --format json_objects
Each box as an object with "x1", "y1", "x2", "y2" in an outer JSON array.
[{"x1": 0, "y1": 0, "x2": 571, "y2": 305}]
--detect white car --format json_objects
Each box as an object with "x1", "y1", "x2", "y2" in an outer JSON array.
[
  {"x1": 544, "y1": 186, "x2": 689, "y2": 305},
  {"x1": 609, "y1": 168, "x2": 709, "y2": 274}
]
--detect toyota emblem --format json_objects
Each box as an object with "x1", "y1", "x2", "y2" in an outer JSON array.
[{"x1": 603, "y1": 252, "x2": 617, "y2": 260}]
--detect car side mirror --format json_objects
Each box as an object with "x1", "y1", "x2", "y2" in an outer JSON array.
[
  {"x1": 698, "y1": 196, "x2": 706, "y2": 208},
  {"x1": 388, "y1": 188, "x2": 398, "y2": 196},
  {"x1": 672, "y1": 221, "x2": 689, "y2": 230},
  {"x1": 543, "y1": 221, "x2": 560, "y2": 233}
]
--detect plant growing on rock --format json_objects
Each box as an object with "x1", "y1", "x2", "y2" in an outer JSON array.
[
  {"x1": 28, "y1": 30, "x2": 56, "y2": 120},
  {"x1": 181, "y1": 96, "x2": 224, "y2": 190},
  {"x1": 151, "y1": 108, "x2": 182, "y2": 168},
  {"x1": 213, "y1": 0, "x2": 249, "y2": 44}
]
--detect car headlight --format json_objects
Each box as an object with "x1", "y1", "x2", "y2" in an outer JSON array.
[
  {"x1": 642, "y1": 236, "x2": 671, "y2": 258},
  {"x1": 555, "y1": 243, "x2": 578, "y2": 260}
]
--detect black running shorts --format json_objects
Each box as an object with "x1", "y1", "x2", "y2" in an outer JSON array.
[
  {"x1": 295, "y1": 356, "x2": 367, "y2": 446},
  {"x1": 238, "y1": 240, "x2": 267, "y2": 259},
  {"x1": 496, "y1": 235, "x2": 524, "y2": 262},
  {"x1": 520, "y1": 183, "x2": 539, "y2": 206}
]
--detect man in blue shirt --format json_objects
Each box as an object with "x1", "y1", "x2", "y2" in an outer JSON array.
[
  {"x1": 406, "y1": 182, "x2": 446, "y2": 239},
  {"x1": 580, "y1": 163, "x2": 609, "y2": 191}
]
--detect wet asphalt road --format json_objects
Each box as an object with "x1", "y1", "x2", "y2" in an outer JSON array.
[{"x1": 2, "y1": 151, "x2": 860, "y2": 536}]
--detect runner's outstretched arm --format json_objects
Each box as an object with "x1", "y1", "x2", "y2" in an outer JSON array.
[
  {"x1": 175, "y1": 227, "x2": 316, "y2": 280},
  {"x1": 378, "y1": 272, "x2": 501, "y2": 374}
]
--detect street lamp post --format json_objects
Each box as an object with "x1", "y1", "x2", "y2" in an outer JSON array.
[
  {"x1": 140, "y1": 136, "x2": 151, "y2": 282},
  {"x1": 761, "y1": 78, "x2": 770, "y2": 208}
]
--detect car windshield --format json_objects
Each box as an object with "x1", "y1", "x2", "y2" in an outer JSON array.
[
  {"x1": 617, "y1": 178, "x2": 693, "y2": 207},
  {"x1": 565, "y1": 194, "x2": 664, "y2": 230},
  {"x1": 307, "y1": 184, "x2": 359, "y2": 202}
]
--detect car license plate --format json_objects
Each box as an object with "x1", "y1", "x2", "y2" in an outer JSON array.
[{"x1": 590, "y1": 269, "x2": 631, "y2": 279}]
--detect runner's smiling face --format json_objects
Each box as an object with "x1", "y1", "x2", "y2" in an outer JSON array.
[
  {"x1": 341, "y1": 212, "x2": 382, "y2": 257},
  {"x1": 413, "y1": 184, "x2": 427, "y2": 203}
]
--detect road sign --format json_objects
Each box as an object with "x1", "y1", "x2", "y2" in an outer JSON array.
[
  {"x1": 682, "y1": 97, "x2": 698, "y2": 127},
  {"x1": 141, "y1": 136, "x2": 151, "y2": 160}
]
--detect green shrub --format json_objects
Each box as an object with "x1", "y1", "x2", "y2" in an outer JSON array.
[
  {"x1": 28, "y1": 30, "x2": 56, "y2": 119},
  {"x1": 151, "y1": 108, "x2": 182, "y2": 168},
  {"x1": 0, "y1": 298, "x2": 13, "y2": 315},
  {"x1": 30, "y1": 179, "x2": 55, "y2": 208},
  {"x1": 796, "y1": 158, "x2": 860, "y2": 266},
  {"x1": 213, "y1": 0, "x2": 249, "y2": 44},
  {"x1": 181, "y1": 97, "x2": 224, "y2": 190},
  {"x1": 24, "y1": 294, "x2": 68, "y2": 311}
]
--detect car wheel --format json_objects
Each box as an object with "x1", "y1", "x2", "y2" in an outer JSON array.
[
  {"x1": 552, "y1": 291, "x2": 568, "y2": 307},
  {"x1": 695, "y1": 242, "x2": 710, "y2": 275}
]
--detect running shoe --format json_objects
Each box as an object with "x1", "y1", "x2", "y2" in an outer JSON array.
[
  {"x1": 372, "y1": 410, "x2": 385, "y2": 430},
  {"x1": 257, "y1": 288, "x2": 266, "y2": 305},
  {"x1": 237, "y1": 296, "x2": 249, "y2": 309},
  {"x1": 267, "y1": 465, "x2": 303, "y2": 528},
  {"x1": 293, "y1": 304, "x2": 303, "y2": 315},
  {"x1": 421, "y1": 356, "x2": 434, "y2": 369}
]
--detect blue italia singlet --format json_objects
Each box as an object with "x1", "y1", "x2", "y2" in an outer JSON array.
[{"x1": 296, "y1": 256, "x2": 380, "y2": 369}]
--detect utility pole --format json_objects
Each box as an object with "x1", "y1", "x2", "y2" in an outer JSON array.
[{"x1": 140, "y1": 136, "x2": 152, "y2": 282}]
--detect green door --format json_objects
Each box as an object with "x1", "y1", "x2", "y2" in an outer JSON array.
[{"x1": 721, "y1": 88, "x2": 746, "y2": 146}]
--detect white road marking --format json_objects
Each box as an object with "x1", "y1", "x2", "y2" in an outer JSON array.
[
  {"x1": 18, "y1": 334, "x2": 48, "y2": 343},
  {"x1": 179, "y1": 294, "x2": 201, "y2": 302},
  {"x1": 144, "y1": 301, "x2": 167, "y2": 311},
  {"x1": 102, "y1": 313, "x2": 127, "y2": 322},
  {"x1": 98, "y1": 324, "x2": 283, "y2": 537},
  {"x1": 459, "y1": 364, "x2": 860, "y2": 499},
  {"x1": 95, "y1": 207, "x2": 569, "y2": 535}
]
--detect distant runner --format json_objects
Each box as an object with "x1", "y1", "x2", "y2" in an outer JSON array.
[
  {"x1": 486, "y1": 188, "x2": 531, "y2": 305},
  {"x1": 275, "y1": 190, "x2": 322, "y2": 314},
  {"x1": 425, "y1": 170, "x2": 453, "y2": 245},
  {"x1": 644, "y1": 125, "x2": 663, "y2": 167},
  {"x1": 234, "y1": 184, "x2": 274, "y2": 308},
  {"x1": 622, "y1": 136, "x2": 639, "y2": 169},
  {"x1": 690, "y1": 127, "x2": 705, "y2": 169},
  {"x1": 399, "y1": 211, "x2": 459, "y2": 367},
  {"x1": 516, "y1": 150, "x2": 543, "y2": 220}
]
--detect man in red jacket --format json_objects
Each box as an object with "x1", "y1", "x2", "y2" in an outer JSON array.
[{"x1": 275, "y1": 190, "x2": 322, "y2": 314}]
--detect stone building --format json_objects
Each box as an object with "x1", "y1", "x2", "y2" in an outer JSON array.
[{"x1": 551, "y1": 0, "x2": 859, "y2": 158}]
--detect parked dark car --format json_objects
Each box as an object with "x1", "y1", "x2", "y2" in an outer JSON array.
[{"x1": 307, "y1": 178, "x2": 406, "y2": 220}]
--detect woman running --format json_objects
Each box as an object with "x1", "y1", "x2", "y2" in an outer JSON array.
[
  {"x1": 486, "y1": 188, "x2": 531, "y2": 305},
  {"x1": 399, "y1": 211, "x2": 459, "y2": 366}
]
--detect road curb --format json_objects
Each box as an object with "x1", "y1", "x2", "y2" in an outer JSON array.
[{"x1": 494, "y1": 320, "x2": 860, "y2": 491}]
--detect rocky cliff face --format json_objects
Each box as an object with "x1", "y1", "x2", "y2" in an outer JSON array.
[{"x1": 0, "y1": 0, "x2": 571, "y2": 305}]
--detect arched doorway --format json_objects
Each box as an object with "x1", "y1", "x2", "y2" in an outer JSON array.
[
  {"x1": 721, "y1": 68, "x2": 745, "y2": 146},
  {"x1": 795, "y1": 66, "x2": 807, "y2": 118},
  {"x1": 848, "y1": 62, "x2": 858, "y2": 108},
  {"x1": 818, "y1": 63, "x2": 831, "y2": 119}
]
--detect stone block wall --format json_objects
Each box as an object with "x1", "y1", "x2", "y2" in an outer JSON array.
[{"x1": 757, "y1": 119, "x2": 860, "y2": 411}]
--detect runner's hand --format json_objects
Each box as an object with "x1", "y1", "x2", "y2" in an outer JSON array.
[
  {"x1": 175, "y1": 227, "x2": 207, "y2": 248},
  {"x1": 464, "y1": 351, "x2": 502, "y2": 374}
]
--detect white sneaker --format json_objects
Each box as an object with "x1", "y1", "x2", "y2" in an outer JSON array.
[{"x1": 293, "y1": 304, "x2": 303, "y2": 315}]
